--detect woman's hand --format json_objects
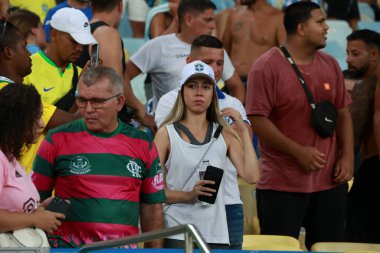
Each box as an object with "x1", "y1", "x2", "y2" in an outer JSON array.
[
  {"x1": 32, "y1": 208, "x2": 65, "y2": 233},
  {"x1": 189, "y1": 180, "x2": 216, "y2": 203},
  {"x1": 39, "y1": 197, "x2": 54, "y2": 208},
  {"x1": 221, "y1": 107, "x2": 247, "y2": 136}
]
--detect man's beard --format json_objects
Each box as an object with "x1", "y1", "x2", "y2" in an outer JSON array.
[
  {"x1": 316, "y1": 43, "x2": 326, "y2": 50},
  {"x1": 349, "y1": 64, "x2": 370, "y2": 79}
]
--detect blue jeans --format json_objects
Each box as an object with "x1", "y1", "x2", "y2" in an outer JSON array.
[{"x1": 225, "y1": 204, "x2": 244, "y2": 249}]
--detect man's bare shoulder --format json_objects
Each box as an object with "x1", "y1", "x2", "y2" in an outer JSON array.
[
  {"x1": 93, "y1": 25, "x2": 121, "y2": 40},
  {"x1": 266, "y1": 5, "x2": 283, "y2": 15},
  {"x1": 92, "y1": 25, "x2": 122, "y2": 49},
  {"x1": 226, "y1": 5, "x2": 249, "y2": 19},
  {"x1": 262, "y1": 5, "x2": 284, "y2": 21}
]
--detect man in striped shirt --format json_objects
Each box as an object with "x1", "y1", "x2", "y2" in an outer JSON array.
[{"x1": 32, "y1": 67, "x2": 165, "y2": 248}]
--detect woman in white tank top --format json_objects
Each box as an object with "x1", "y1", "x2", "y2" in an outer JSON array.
[{"x1": 154, "y1": 61, "x2": 259, "y2": 249}]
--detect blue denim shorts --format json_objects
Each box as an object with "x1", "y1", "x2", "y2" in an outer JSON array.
[{"x1": 225, "y1": 204, "x2": 244, "y2": 249}]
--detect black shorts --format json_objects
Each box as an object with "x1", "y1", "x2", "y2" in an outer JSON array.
[
  {"x1": 257, "y1": 183, "x2": 348, "y2": 250},
  {"x1": 346, "y1": 155, "x2": 380, "y2": 243}
]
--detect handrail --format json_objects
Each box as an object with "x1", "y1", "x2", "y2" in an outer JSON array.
[{"x1": 79, "y1": 224, "x2": 211, "y2": 253}]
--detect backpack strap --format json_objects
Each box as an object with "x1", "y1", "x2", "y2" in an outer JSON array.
[{"x1": 54, "y1": 64, "x2": 78, "y2": 112}]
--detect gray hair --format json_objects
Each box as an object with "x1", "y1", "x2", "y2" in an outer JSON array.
[{"x1": 79, "y1": 67, "x2": 124, "y2": 94}]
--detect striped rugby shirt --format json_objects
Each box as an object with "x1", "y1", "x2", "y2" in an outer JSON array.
[{"x1": 32, "y1": 119, "x2": 165, "y2": 247}]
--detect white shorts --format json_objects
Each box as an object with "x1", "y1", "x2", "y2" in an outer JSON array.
[{"x1": 126, "y1": 0, "x2": 150, "y2": 22}]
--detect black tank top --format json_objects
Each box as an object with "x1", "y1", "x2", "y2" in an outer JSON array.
[
  {"x1": 75, "y1": 21, "x2": 126, "y2": 74},
  {"x1": 76, "y1": 21, "x2": 131, "y2": 123}
]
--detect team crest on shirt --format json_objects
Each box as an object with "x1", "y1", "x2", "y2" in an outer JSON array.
[
  {"x1": 70, "y1": 156, "x2": 91, "y2": 175},
  {"x1": 126, "y1": 160, "x2": 142, "y2": 178}
]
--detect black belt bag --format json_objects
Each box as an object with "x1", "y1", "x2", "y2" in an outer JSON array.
[
  {"x1": 280, "y1": 45, "x2": 338, "y2": 138},
  {"x1": 312, "y1": 100, "x2": 338, "y2": 138}
]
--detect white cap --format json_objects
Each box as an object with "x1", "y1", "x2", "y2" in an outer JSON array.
[
  {"x1": 180, "y1": 60, "x2": 216, "y2": 86},
  {"x1": 50, "y1": 7, "x2": 97, "y2": 45}
]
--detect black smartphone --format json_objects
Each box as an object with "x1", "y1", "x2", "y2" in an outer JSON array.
[
  {"x1": 45, "y1": 196, "x2": 70, "y2": 215},
  {"x1": 89, "y1": 44, "x2": 99, "y2": 68},
  {"x1": 198, "y1": 165, "x2": 224, "y2": 204}
]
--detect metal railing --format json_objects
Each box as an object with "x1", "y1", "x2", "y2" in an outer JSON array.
[{"x1": 79, "y1": 224, "x2": 211, "y2": 253}]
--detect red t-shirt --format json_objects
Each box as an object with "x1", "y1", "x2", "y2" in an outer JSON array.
[{"x1": 246, "y1": 48, "x2": 351, "y2": 193}]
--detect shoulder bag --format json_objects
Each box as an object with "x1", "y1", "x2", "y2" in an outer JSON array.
[{"x1": 279, "y1": 45, "x2": 338, "y2": 138}]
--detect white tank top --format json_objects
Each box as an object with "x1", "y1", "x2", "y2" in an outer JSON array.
[{"x1": 164, "y1": 123, "x2": 230, "y2": 244}]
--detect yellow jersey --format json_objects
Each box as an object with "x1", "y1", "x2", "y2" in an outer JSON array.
[
  {"x1": 10, "y1": 0, "x2": 55, "y2": 22},
  {"x1": 24, "y1": 51, "x2": 82, "y2": 106}
]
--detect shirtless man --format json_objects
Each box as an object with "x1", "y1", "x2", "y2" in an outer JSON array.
[
  {"x1": 345, "y1": 29, "x2": 380, "y2": 243},
  {"x1": 126, "y1": 0, "x2": 245, "y2": 113},
  {"x1": 214, "y1": 0, "x2": 245, "y2": 40},
  {"x1": 222, "y1": 0, "x2": 286, "y2": 82}
]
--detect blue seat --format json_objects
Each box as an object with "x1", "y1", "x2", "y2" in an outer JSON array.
[
  {"x1": 322, "y1": 20, "x2": 352, "y2": 70},
  {"x1": 267, "y1": 0, "x2": 281, "y2": 8},
  {"x1": 211, "y1": 0, "x2": 235, "y2": 12},
  {"x1": 358, "y1": 2, "x2": 375, "y2": 22},
  {"x1": 118, "y1": 10, "x2": 133, "y2": 38},
  {"x1": 130, "y1": 74, "x2": 147, "y2": 104},
  {"x1": 357, "y1": 21, "x2": 380, "y2": 33},
  {"x1": 122, "y1": 37, "x2": 146, "y2": 58},
  {"x1": 121, "y1": 38, "x2": 147, "y2": 103}
]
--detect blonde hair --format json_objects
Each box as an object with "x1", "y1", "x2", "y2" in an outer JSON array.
[{"x1": 161, "y1": 85, "x2": 241, "y2": 142}]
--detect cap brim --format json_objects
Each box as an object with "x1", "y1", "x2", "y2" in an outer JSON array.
[
  {"x1": 182, "y1": 73, "x2": 216, "y2": 86},
  {"x1": 70, "y1": 32, "x2": 97, "y2": 45}
]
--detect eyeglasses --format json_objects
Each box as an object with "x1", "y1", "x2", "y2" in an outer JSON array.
[{"x1": 75, "y1": 93, "x2": 121, "y2": 109}]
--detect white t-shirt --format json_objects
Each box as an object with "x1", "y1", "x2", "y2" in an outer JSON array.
[
  {"x1": 130, "y1": 33, "x2": 235, "y2": 110},
  {"x1": 155, "y1": 87, "x2": 250, "y2": 205}
]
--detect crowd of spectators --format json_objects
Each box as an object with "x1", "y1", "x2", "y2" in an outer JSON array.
[{"x1": 0, "y1": 0, "x2": 380, "y2": 250}]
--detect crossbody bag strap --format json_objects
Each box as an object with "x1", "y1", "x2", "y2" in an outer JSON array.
[
  {"x1": 72, "y1": 64, "x2": 78, "y2": 89},
  {"x1": 164, "y1": 124, "x2": 223, "y2": 212},
  {"x1": 54, "y1": 64, "x2": 78, "y2": 112},
  {"x1": 279, "y1": 45, "x2": 317, "y2": 109},
  {"x1": 179, "y1": 124, "x2": 223, "y2": 192}
]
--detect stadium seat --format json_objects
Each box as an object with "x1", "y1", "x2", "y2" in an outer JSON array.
[
  {"x1": 121, "y1": 38, "x2": 147, "y2": 103},
  {"x1": 118, "y1": 10, "x2": 133, "y2": 38},
  {"x1": 348, "y1": 178, "x2": 354, "y2": 191},
  {"x1": 323, "y1": 20, "x2": 352, "y2": 70},
  {"x1": 267, "y1": 0, "x2": 283, "y2": 9},
  {"x1": 358, "y1": 2, "x2": 375, "y2": 22},
  {"x1": 122, "y1": 37, "x2": 146, "y2": 59},
  {"x1": 238, "y1": 178, "x2": 259, "y2": 234},
  {"x1": 130, "y1": 73, "x2": 147, "y2": 104},
  {"x1": 344, "y1": 251, "x2": 380, "y2": 253},
  {"x1": 311, "y1": 242, "x2": 380, "y2": 252},
  {"x1": 357, "y1": 21, "x2": 380, "y2": 33},
  {"x1": 243, "y1": 234, "x2": 303, "y2": 251}
]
